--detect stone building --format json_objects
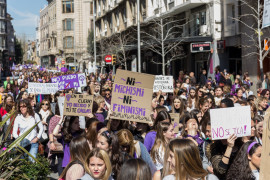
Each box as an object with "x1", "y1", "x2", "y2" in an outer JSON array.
[{"x1": 39, "y1": 0, "x2": 94, "y2": 70}]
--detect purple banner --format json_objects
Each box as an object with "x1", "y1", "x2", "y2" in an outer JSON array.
[{"x1": 51, "y1": 73, "x2": 87, "y2": 90}]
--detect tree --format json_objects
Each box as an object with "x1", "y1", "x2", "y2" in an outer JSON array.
[
  {"x1": 140, "y1": 16, "x2": 187, "y2": 75},
  {"x1": 234, "y1": 0, "x2": 270, "y2": 80},
  {"x1": 108, "y1": 30, "x2": 134, "y2": 70},
  {"x1": 87, "y1": 31, "x2": 94, "y2": 59},
  {"x1": 14, "y1": 37, "x2": 23, "y2": 64}
]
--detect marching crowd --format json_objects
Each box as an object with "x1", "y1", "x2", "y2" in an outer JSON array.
[{"x1": 0, "y1": 65, "x2": 270, "y2": 180}]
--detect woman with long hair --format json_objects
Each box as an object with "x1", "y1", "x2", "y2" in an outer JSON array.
[
  {"x1": 53, "y1": 116, "x2": 83, "y2": 168},
  {"x1": 226, "y1": 141, "x2": 262, "y2": 180},
  {"x1": 59, "y1": 136, "x2": 90, "y2": 180},
  {"x1": 118, "y1": 158, "x2": 152, "y2": 180},
  {"x1": 117, "y1": 129, "x2": 157, "y2": 175},
  {"x1": 187, "y1": 87, "x2": 198, "y2": 112},
  {"x1": 150, "y1": 122, "x2": 174, "y2": 170},
  {"x1": 144, "y1": 111, "x2": 171, "y2": 152},
  {"x1": 170, "y1": 97, "x2": 185, "y2": 116},
  {"x1": 4, "y1": 83, "x2": 14, "y2": 97},
  {"x1": 38, "y1": 99, "x2": 54, "y2": 144},
  {"x1": 12, "y1": 99, "x2": 44, "y2": 161},
  {"x1": 254, "y1": 115, "x2": 264, "y2": 145},
  {"x1": 198, "y1": 98, "x2": 210, "y2": 118},
  {"x1": 81, "y1": 148, "x2": 112, "y2": 180},
  {"x1": 164, "y1": 139, "x2": 208, "y2": 180},
  {"x1": 0, "y1": 94, "x2": 14, "y2": 117},
  {"x1": 96, "y1": 130, "x2": 129, "y2": 179}
]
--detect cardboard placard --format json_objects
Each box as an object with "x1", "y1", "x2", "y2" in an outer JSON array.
[
  {"x1": 63, "y1": 94, "x2": 94, "y2": 116},
  {"x1": 153, "y1": 75, "x2": 173, "y2": 93},
  {"x1": 210, "y1": 106, "x2": 251, "y2": 140},
  {"x1": 28, "y1": 82, "x2": 58, "y2": 94},
  {"x1": 170, "y1": 113, "x2": 180, "y2": 133},
  {"x1": 111, "y1": 69, "x2": 155, "y2": 123},
  {"x1": 260, "y1": 107, "x2": 270, "y2": 180},
  {"x1": 51, "y1": 73, "x2": 87, "y2": 90}
]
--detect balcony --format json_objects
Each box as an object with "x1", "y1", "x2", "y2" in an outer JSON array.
[{"x1": 166, "y1": 0, "x2": 210, "y2": 16}]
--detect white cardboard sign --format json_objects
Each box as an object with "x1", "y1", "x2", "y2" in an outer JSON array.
[
  {"x1": 28, "y1": 82, "x2": 59, "y2": 94},
  {"x1": 153, "y1": 75, "x2": 173, "y2": 93},
  {"x1": 210, "y1": 106, "x2": 251, "y2": 140}
]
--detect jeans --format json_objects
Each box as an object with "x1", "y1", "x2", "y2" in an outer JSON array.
[
  {"x1": 29, "y1": 143, "x2": 38, "y2": 162},
  {"x1": 20, "y1": 139, "x2": 38, "y2": 162}
]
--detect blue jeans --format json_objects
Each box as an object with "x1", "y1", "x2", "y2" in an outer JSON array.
[
  {"x1": 20, "y1": 139, "x2": 38, "y2": 162},
  {"x1": 29, "y1": 143, "x2": 38, "y2": 162}
]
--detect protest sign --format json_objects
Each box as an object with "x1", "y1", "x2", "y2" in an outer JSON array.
[
  {"x1": 57, "y1": 96, "x2": 65, "y2": 117},
  {"x1": 260, "y1": 107, "x2": 270, "y2": 180},
  {"x1": 63, "y1": 94, "x2": 94, "y2": 116},
  {"x1": 153, "y1": 75, "x2": 173, "y2": 93},
  {"x1": 111, "y1": 69, "x2": 155, "y2": 123},
  {"x1": 48, "y1": 70, "x2": 60, "y2": 73},
  {"x1": 170, "y1": 113, "x2": 180, "y2": 133},
  {"x1": 51, "y1": 73, "x2": 87, "y2": 90},
  {"x1": 28, "y1": 82, "x2": 58, "y2": 94},
  {"x1": 210, "y1": 106, "x2": 251, "y2": 140}
]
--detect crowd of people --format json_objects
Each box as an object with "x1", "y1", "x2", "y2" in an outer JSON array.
[{"x1": 0, "y1": 65, "x2": 269, "y2": 180}]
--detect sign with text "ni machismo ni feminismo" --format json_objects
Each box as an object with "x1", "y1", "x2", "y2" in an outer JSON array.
[
  {"x1": 63, "y1": 94, "x2": 94, "y2": 116},
  {"x1": 153, "y1": 75, "x2": 173, "y2": 93},
  {"x1": 51, "y1": 73, "x2": 87, "y2": 90},
  {"x1": 111, "y1": 69, "x2": 155, "y2": 123},
  {"x1": 28, "y1": 82, "x2": 58, "y2": 94}
]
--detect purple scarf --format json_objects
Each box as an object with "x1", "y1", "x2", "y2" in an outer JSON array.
[{"x1": 186, "y1": 132, "x2": 204, "y2": 146}]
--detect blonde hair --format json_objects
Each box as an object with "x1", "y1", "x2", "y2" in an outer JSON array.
[
  {"x1": 255, "y1": 96, "x2": 267, "y2": 109},
  {"x1": 117, "y1": 129, "x2": 135, "y2": 157},
  {"x1": 169, "y1": 139, "x2": 207, "y2": 180},
  {"x1": 95, "y1": 95, "x2": 105, "y2": 107},
  {"x1": 85, "y1": 148, "x2": 112, "y2": 180}
]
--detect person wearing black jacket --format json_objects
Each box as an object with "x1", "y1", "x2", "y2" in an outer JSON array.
[{"x1": 200, "y1": 70, "x2": 207, "y2": 86}]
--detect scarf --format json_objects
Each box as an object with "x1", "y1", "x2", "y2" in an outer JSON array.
[
  {"x1": 39, "y1": 109, "x2": 50, "y2": 130},
  {"x1": 187, "y1": 132, "x2": 204, "y2": 146}
]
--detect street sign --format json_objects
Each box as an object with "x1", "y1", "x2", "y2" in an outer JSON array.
[
  {"x1": 191, "y1": 42, "x2": 211, "y2": 53},
  {"x1": 105, "y1": 55, "x2": 112, "y2": 64},
  {"x1": 62, "y1": 59, "x2": 65, "y2": 65}
]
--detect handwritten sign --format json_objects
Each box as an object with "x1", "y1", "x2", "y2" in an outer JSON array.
[
  {"x1": 111, "y1": 69, "x2": 155, "y2": 123},
  {"x1": 28, "y1": 82, "x2": 58, "y2": 94},
  {"x1": 210, "y1": 106, "x2": 251, "y2": 140},
  {"x1": 153, "y1": 76, "x2": 173, "y2": 93},
  {"x1": 51, "y1": 73, "x2": 87, "y2": 90},
  {"x1": 260, "y1": 107, "x2": 270, "y2": 180},
  {"x1": 170, "y1": 113, "x2": 180, "y2": 133},
  {"x1": 48, "y1": 70, "x2": 60, "y2": 73},
  {"x1": 63, "y1": 94, "x2": 94, "y2": 116}
]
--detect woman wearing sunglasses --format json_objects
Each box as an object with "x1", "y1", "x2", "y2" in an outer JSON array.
[
  {"x1": 38, "y1": 99, "x2": 54, "y2": 156},
  {"x1": 12, "y1": 99, "x2": 44, "y2": 161}
]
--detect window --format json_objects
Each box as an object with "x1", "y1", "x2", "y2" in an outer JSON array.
[
  {"x1": 116, "y1": 13, "x2": 119, "y2": 26},
  {"x1": 63, "y1": 19, "x2": 74, "y2": 31},
  {"x1": 63, "y1": 36, "x2": 74, "y2": 48},
  {"x1": 62, "y1": 0, "x2": 74, "y2": 13}
]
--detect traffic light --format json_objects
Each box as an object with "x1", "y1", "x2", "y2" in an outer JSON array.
[{"x1": 112, "y1": 54, "x2": 116, "y2": 65}]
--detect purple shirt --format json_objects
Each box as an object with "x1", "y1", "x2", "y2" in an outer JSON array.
[
  {"x1": 62, "y1": 132, "x2": 81, "y2": 167},
  {"x1": 144, "y1": 131, "x2": 157, "y2": 152}
]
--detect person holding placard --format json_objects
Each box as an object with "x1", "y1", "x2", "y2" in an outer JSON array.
[
  {"x1": 226, "y1": 141, "x2": 262, "y2": 180},
  {"x1": 207, "y1": 135, "x2": 243, "y2": 180}
]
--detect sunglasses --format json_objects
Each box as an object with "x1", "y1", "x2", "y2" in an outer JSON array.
[
  {"x1": 20, "y1": 105, "x2": 27, "y2": 108},
  {"x1": 105, "y1": 93, "x2": 111, "y2": 95},
  {"x1": 42, "y1": 103, "x2": 49, "y2": 106}
]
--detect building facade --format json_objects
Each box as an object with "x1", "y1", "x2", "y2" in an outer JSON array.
[{"x1": 39, "y1": 0, "x2": 94, "y2": 70}]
